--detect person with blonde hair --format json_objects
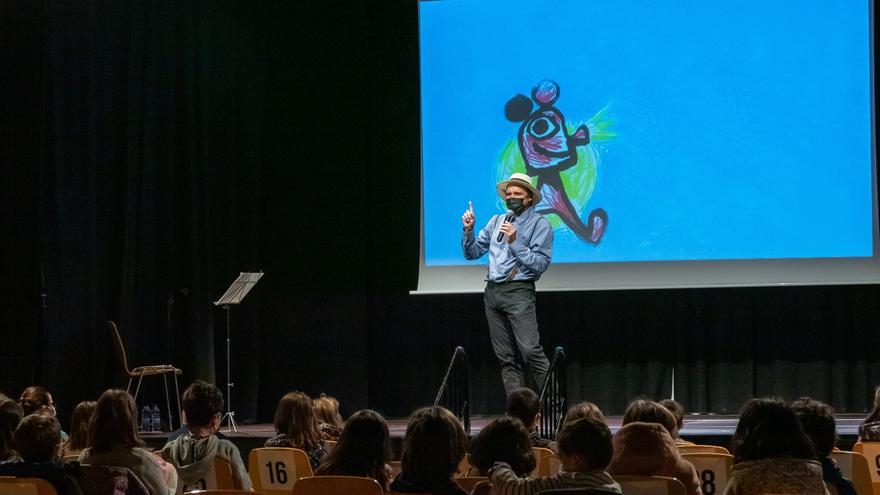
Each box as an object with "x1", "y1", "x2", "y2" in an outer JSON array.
[
  {"x1": 267, "y1": 391, "x2": 326, "y2": 467},
  {"x1": 858, "y1": 384, "x2": 880, "y2": 440},
  {"x1": 314, "y1": 394, "x2": 343, "y2": 441}
]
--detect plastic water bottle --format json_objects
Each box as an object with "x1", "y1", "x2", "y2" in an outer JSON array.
[
  {"x1": 150, "y1": 404, "x2": 161, "y2": 432},
  {"x1": 141, "y1": 406, "x2": 151, "y2": 432}
]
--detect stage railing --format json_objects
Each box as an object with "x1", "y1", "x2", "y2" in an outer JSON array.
[
  {"x1": 538, "y1": 346, "x2": 567, "y2": 440},
  {"x1": 433, "y1": 346, "x2": 470, "y2": 435}
]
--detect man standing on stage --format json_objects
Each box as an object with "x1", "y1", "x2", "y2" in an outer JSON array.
[{"x1": 461, "y1": 172, "x2": 553, "y2": 396}]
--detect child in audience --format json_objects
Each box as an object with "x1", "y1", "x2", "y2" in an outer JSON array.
[
  {"x1": 79, "y1": 389, "x2": 174, "y2": 495},
  {"x1": 61, "y1": 400, "x2": 96, "y2": 458},
  {"x1": 726, "y1": 397, "x2": 825, "y2": 495},
  {"x1": 389, "y1": 406, "x2": 468, "y2": 495},
  {"x1": 659, "y1": 399, "x2": 695, "y2": 446},
  {"x1": 561, "y1": 401, "x2": 606, "y2": 426},
  {"x1": 608, "y1": 399, "x2": 701, "y2": 495},
  {"x1": 315, "y1": 409, "x2": 393, "y2": 491},
  {"x1": 858, "y1": 384, "x2": 880, "y2": 441},
  {"x1": 0, "y1": 394, "x2": 23, "y2": 462},
  {"x1": 0, "y1": 414, "x2": 83, "y2": 495},
  {"x1": 18, "y1": 386, "x2": 68, "y2": 441},
  {"x1": 468, "y1": 416, "x2": 536, "y2": 477},
  {"x1": 266, "y1": 390, "x2": 327, "y2": 468},
  {"x1": 489, "y1": 417, "x2": 622, "y2": 494},
  {"x1": 507, "y1": 387, "x2": 552, "y2": 448},
  {"x1": 791, "y1": 397, "x2": 856, "y2": 495},
  {"x1": 161, "y1": 380, "x2": 250, "y2": 491},
  {"x1": 314, "y1": 394, "x2": 344, "y2": 441}
]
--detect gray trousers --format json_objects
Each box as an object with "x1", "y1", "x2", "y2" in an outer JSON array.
[{"x1": 484, "y1": 280, "x2": 550, "y2": 396}]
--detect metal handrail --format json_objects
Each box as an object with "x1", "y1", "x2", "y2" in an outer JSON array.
[
  {"x1": 433, "y1": 346, "x2": 470, "y2": 434},
  {"x1": 538, "y1": 346, "x2": 567, "y2": 440}
]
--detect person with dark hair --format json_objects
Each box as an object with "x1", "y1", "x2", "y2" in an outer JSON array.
[
  {"x1": 790, "y1": 397, "x2": 856, "y2": 495},
  {"x1": 18, "y1": 386, "x2": 68, "y2": 441},
  {"x1": 315, "y1": 409, "x2": 393, "y2": 491},
  {"x1": 507, "y1": 387, "x2": 551, "y2": 448},
  {"x1": 161, "y1": 380, "x2": 250, "y2": 491},
  {"x1": 314, "y1": 394, "x2": 343, "y2": 441},
  {"x1": 859, "y1": 384, "x2": 880, "y2": 441},
  {"x1": 659, "y1": 399, "x2": 695, "y2": 446},
  {"x1": 266, "y1": 391, "x2": 327, "y2": 468},
  {"x1": 609, "y1": 399, "x2": 700, "y2": 495},
  {"x1": 389, "y1": 406, "x2": 469, "y2": 495},
  {"x1": 0, "y1": 394, "x2": 24, "y2": 462},
  {"x1": 0, "y1": 414, "x2": 83, "y2": 495},
  {"x1": 468, "y1": 416, "x2": 536, "y2": 477},
  {"x1": 79, "y1": 389, "x2": 174, "y2": 495},
  {"x1": 489, "y1": 417, "x2": 622, "y2": 494},
  {"x1": 61, "y1": 401, "x2": 96, "y2": 458},
  {"x1": 726, "y1": 398, "x2": 825, "y2": 495}
]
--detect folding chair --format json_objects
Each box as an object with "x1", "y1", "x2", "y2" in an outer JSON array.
[
  {"x1": 248, "y1": 447, "x2": 313, "y2": 494},
  {"x1": 184, "y1": 491, "x2": 264, "y2": 495},
  {"x1": 851, "y1": 443, "x2": 880, "y2": 495},
  {"x1": 676, "y1": 444, "x2": 730, "y2": 455},
  {"x1": 176, "y1": 456, "x2": 236, "y2": 494},
  {"x1": 107, "y1": 320, "x2": 182, "y2": 430},
  {"x1": 292, "y1": 476, "x2": 383, "y2": 495},
  {"x1": 0, "y1": 477, "x2": 58, "y2": 495},
  {"x1": 615, "y1": 475, "x2": 688, "y2": 495},
  {"x1": 532, "y1": 447, "x2": 562, "y2": 477},
  {"x1": 680, "y1": 452, "x2": 733, "y2": 495},
  {"x1": 455, "y1": 476, "x2": 488, "y2": 492}
]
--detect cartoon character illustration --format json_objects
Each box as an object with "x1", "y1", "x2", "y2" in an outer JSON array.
[{"x1": 505, "y1": 80, "x2": 607, "y2": 245}]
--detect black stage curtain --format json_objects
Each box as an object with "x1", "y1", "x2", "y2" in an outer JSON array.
[{"x1": 3, "y1": 1, "x2": 880, "y2": 424}]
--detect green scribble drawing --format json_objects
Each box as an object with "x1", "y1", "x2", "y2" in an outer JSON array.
[{"x1": 495, "y1": 102, "x2": 616, "y2": 230}]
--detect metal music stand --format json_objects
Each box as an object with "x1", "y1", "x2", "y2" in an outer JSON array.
[{"x1": 213, "y1": 271, "x2": 263, "y2": 432}]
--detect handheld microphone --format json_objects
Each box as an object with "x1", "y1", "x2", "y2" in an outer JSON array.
[{"x1": 496, "y1": 211, "x2": 515, "y2": 242}]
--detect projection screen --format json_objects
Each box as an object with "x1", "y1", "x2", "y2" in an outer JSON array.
[{"x1": 416, "y1": 0, "x2": 878, "y2": 293}]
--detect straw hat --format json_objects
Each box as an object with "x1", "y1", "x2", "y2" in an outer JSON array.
[{"x1": 496, "y1": 172, "x2": 542, "y2": 204}]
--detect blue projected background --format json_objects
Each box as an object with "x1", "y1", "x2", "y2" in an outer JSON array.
[{"x1": 420, "y1": 0, "x2": 873, "y2": 267}]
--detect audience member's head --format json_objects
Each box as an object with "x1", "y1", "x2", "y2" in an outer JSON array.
[
  {"x1": 790, "y1": 397, "x2": 836, "y2": 459},
  {"x1": 89, "y1": 389, "x2": 143, "y2": 453},
  {"x1": 507, "y1": 387, "x2": 541, "y2": 430},
  {"x1": 561, "y1": 402, "x2": 606, "y2": 427},
  {"x1": 469, "y1": 416, "x2": 536, "y2": 476},
  {"x1": 65, "y1": 400, "x2": 97, "y2": 453},
  {"x1": 314, "y1": 394, "x2": 343, "y2": 428},
  {"x1": 0, "y1": 394, "x2": 24, "y2": 460},
  {"x1": 18, "y1": 386, "x2": 55, "y2": 417},
  {"x1": 731, "y1": 397, "x2": 815, "y2": 464},
  {"x1": 556, "y1": 417, "x2": 614, "y2": 472},
  {"x1": 622, "y1": 399, "x2": 677, "y2": 435},
  {"x1": 400, "y1": 406, "x2": 468, "y2": 487},
  {"x1": 864, "y1": 384, "x2": 880, "y2": 424},
  {"x1": 315, "y1": 409, "x2": 392, "y2": 487},
  {"x1": 659, "y1": 399, "x2": 686, "y2": 438},
  {"x1": 182, "y1": 380, "x2": 224, "y2": 431},
  {"x1": 274, "y1": 391, "x2": 322, "y2": 450},
  {"x1": 15, "y1": 414, "x2": 62, "y2": 463}
]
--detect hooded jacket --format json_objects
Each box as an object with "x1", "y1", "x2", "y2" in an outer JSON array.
[
  {"x1": 608, "y1": 422, "x2": 701, "y2": 495},
  {"x1": 161, "y1": 433, "x2": 251, "y2": 491},
  {"x1": 724, "y1": 457, "x2": 827, "y2": 495}
]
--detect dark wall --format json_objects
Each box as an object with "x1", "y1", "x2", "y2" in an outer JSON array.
[{"x1": 3, "y1": 1, "x2": 880, "y2": 426}]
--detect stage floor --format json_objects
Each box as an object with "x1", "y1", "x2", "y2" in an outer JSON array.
[{"x1": 142, "y1": 413, "x2": 868, "y2": 458}]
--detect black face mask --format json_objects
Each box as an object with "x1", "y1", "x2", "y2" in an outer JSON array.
[{"x1": 506, "y1": 197, "x2": 527, "y2": 214}]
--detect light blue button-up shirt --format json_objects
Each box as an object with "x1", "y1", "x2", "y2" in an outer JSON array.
[{"x1": 462, "y1": 206, "x2": 553, "y2": 283}]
